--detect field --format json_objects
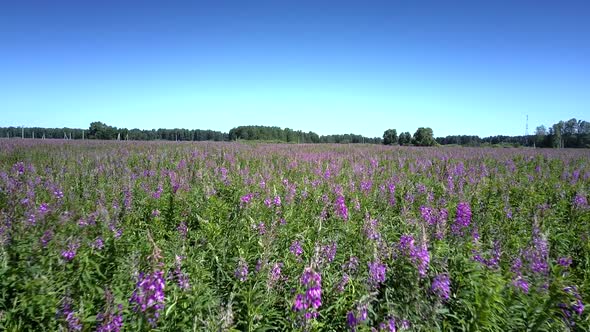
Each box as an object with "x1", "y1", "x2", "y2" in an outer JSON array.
[{"x1": 0, "y1": 140, "x2": 588, "y2": 331}]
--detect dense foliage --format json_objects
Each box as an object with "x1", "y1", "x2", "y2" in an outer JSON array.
[
  {"x1": 0, "y1": 141, "x2": 589, "y2": 331},
  {"x1": 2, "y1": 117, "x2": 588, "y2": 147},
  {"x1": 436, "y1": 118, "x2": 590, "y2": 148}
]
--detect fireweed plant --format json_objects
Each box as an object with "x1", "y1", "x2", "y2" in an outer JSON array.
[{"x1": 0, "y1": 140, "x2": 588, "y2": 331}]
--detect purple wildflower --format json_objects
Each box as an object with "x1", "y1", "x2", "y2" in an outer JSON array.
[
  {"x1": 452, "y1": 202, "x2": 471, "y2": 235},
  {"x1": 130, "y1": 270, "x2": 166, "y2": 327},
  {"x1": 573, "y1": 194, "x2": 588, "y2": 209},
  {"x1": 38, "y1": 202, "x2": 49, "y2": 214},
  {"x1": 431, "y1": 274, "x2": 451, "y2": 301},
  {"x1": 290, "y1": 240, "x2": 303, "y2": 257},
  {"x1": 177, "y1": 221, "x2": 188, "y2": 239},
  {"x1": 378, "y1": 317, "x2": 397, "y2": 332},
  {"x1": 39, "y1": 229, "x2": 53, "y2": 248},
  {"x1": 96, "y1": 304, "x2": 123, "y2": 332},
  {"x1": 512, "y1": 276, "x2": 529, "y2": 294},
  {"x1": 336, "y1": 273, "x2": 350, "y2": 292},
  {"x1": 368, "y1": 261, "x2": 387, "y2": 287},
  {"x1": 61, "y1": 300, "x2": 82, "y2": 331},
  {"x1": 363, "y1": 217, "x2": 381, "y2": 241},
  {"x1": 93, "y1": 237, "x2": 104, "y2": 250},
  {"x1": 61, "y1": 242, "x2": 80, "y2": 262},
  {"x1": 273, "y1": 195, "x2": 282, "y2": 207},
  {"x1": 347, "y1": 311, "x2": 358, "y2": 330},
  {"x1": 269, "y1": 262, "x2": 283, "y2": 285},
  {"x1": 173, "y1": 256, "x2": 190, "y2": 290},
  {"x1": 334, "y1": 194, "x2": 349, "y2": 220},
  {"x1": 235, "y1": 259, "x2": 249, "y2": 282},
  {"x1": 343, "y1": 256, "x2": 359, "y2": 273},
  {"x1": 240, "y1": 193, "x2": 254, "y2": 207},
  {"x1": 420, "y1": 206, "x2": 436, "y2": 225},
  {"x1": 557, "y1": 257, "x2": 572, "y2": 268},
  {"x1": 320, "y1": 242, "x2": 337, "y2": 264},
  {"x1": 414, "y1": 245, "x2": 430, "y2": 277},
  {"x1": 257, "y1": 222, "x2": 266, "y2": 235},
  {"x1": 293, "y1": 268, "x2": 322, "y2": 322}
]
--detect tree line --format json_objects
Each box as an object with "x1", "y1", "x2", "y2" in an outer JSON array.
[
  {"x1": 433, "y1": 118, "x2": 590, "y2": 148},
  {"x1": 0, "y1": 122, "x2": 381, "y2": 144},
  {"x1": 382, "y1": 127, "x2": 436, "y2": 146},
  {"x1": 228, "y1": 125, "x2": 382, "y2": 144},
  {"x1": 0, "y1": 122, "x2": 228, "y2": 142},
  {"x1": 2, "y1": 118, "x2": 589, "y2": 148}
]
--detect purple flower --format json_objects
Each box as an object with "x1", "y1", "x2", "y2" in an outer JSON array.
[
  {"x1": 414, "y1": 245, "x2": 430, "y2": 277},
  {"x1": 378, "y1": 317, "x2": 397, "y2": 332},
  {"x1": 240, "y1": 193, "x2": 254, "y2": 206},
  {"x1": 130, "y1": 270, "x2": 166, "y2": 327},
  {"x1": 293, "y1": 268, "x2": 322, "y2": 322},
  {"x1": 347, "y1": 311, "x2": 358, "y2": 330},
  {"x1": 452, "y1": 202, "x2": 471, "y2": 235},
  {"x1": 320, "y1": 242, "x2": 337, "y2": 264},
  {"x1": 96, "y1": 304, "x2": 123, "y2": 332},
  {"x1": 273, "y1": 195, "x2": 282, "y2": 207},
  {"x1": 235, "y1": 259, "x2": 249, "y2": 282},
  {"x1": 264, "y1": 198, "x2": 272, "y2": 208},
  {"x1": 257, "y1": 222, "x2": 266, "y2": 235},
  {"x1": 290, "y1": 240, "x2": 303, "y2": 257},
  {"x1": 61, "y1": 242, "x2": 80, "y2": 262},
  {"x1": 420, "y1": 206, "x2": 436, "y2": 225},
  {"x1": 334, "y1": 194, "x2": 349, "y2": 220},
  {"x1": 152, "y1": 185, "x2": 163, "y2": 199},
  {"x1": 173, "y1": 256, "x2": 190, "y2": 290},
  {"x1": 93, "y1": 237, "x2": 104, "y2": 250},
  {"x1": 525, "y1": 228, "x2": 549, "y2": 275},
  {"x1": 557, "y1": 257, "x2": 572, "y2": 268},
  {"x1": 39, "y1": 229, "x2": 53, "y2": 248},
  {"x1": 177, "y1": 221, "x2": 188, "y2": 238},
  {"x1": 343, "y1": 256, "x2": 359, "y2": 273},
  {"x1": 512, "y1": 276, "x2": 529, "y2": 294},
  {"x1": 269, "y1": 262, "x2": 283, "y2": 285},
  {"x1": 336, "y1": 273, "x2": 350, "y2": 292},
  {"x1": 363, "y1": 217, "x2": 381, "y2": 241},
  {"x1": 151, "y1": 209, "x2": 160, "y2": 217},
  {"x1": 38, "y1": 202, "x2": 50, "y2": 214},
  {"x1": 573, "y1": 194, "x2": 588, "y2": 209},
  {"x1": 431, "y1": 274, "x2": 451, "y2": 301},
  {"x1": 61, "y1": 300, "x2": 82, "y2": 331},
  {"x1": 368, "y1": 261, "x2": 386, "y2": 287},
  {"x1": 292, "y1": 293, "x2": 304, "y2": 311},
  {"x1": 398, "y1": 235, "x2": 415, "y2": 253}
]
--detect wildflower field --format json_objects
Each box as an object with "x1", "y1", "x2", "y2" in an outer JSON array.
[{"x1": 0, "y1": 140, "x2": 588, "y2": 331}]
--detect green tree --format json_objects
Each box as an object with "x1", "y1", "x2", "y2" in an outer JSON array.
[
  {"x1": 382, "y1": 129, "x2": 398, "y2": 145},
  {"x1": 412, "y1": 127, "x2": 436, "y2": 146},
  {"x1": 88, "y1": 121, "x2": 117, "y2": 140},
  {"x1": 398, "y1": 132, "x2": 411, "y2": 145}
]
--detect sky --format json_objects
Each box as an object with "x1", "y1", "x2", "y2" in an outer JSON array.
[{"x1": 1, "y1": 0, "x2": 589, "y2": 138}]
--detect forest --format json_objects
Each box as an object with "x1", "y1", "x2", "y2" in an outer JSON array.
[{"x1": 1, "y1": 117, "x2": 588, "y2": 148}]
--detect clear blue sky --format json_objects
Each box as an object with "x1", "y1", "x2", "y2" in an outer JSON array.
[{"x1": 1, "y1": 0, "x2": 588, "y2": 137}]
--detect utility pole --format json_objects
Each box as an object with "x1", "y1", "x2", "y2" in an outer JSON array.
[
  {"x1": 525, "y1": 115, "x2": 529, "y2": 146},
  {"x1": 82, "y1": 130, "x2": 84, "y2": 140}
]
